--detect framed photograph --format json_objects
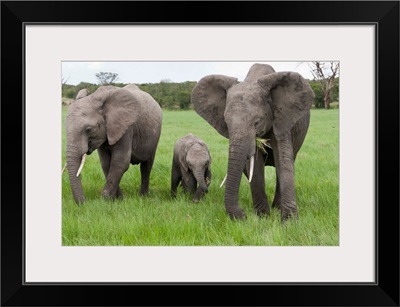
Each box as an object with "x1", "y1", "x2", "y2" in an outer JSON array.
[{"x1": 2, "y1": 1, "x2": 399, "y2": 306}]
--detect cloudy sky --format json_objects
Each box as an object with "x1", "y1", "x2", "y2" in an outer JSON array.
[{"x1": 62, "y1": 61, "x2": 318, "y2": 86}]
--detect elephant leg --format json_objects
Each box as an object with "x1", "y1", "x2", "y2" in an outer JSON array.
[
  {"x1": 181, "y1": 181, "x2": 188, "y2": 192},
  {"x1": 272, "y1": 114, "x2": 308, "y2": 210},
  {"x1": 244, "y1": 150, "x2": 270, "y2": 217},
  {"x1": 193, "y1": 187, "x2": 205, "y2": 203},
  {"x1": 182, "y1": 172, "x2": 197, "y2": 194},
  {"x1": 139, "y1": 153, "x2": 155, "y2": 196},
  {"x1": 273, "y1": 136, "x2": 298, "y2": 221},
  {"x1": 188, "y1": 176, "x2": 197, "y2": 194},
  {"x1": 272, "y1": 172, "x2": 281, "y2": 210},
  {"x1": 101, "y1": 141, "x2": 131, "y2": 200},
  {"x1": 171, "y1": 160, "x2": 182, "y2": 198},
  {"x1": 205, "y1": 169, "x2": 212, "y2": 187},
  {"x1": 98, "y1": 146, "x2": 122, "y2": 198}
]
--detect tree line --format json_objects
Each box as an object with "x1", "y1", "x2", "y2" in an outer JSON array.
[
  {"x1": 62, "y1": 78, "x2": 339, "y2": 110},
  {"x1": 62, "y1": 80, "x2": 195, "y2": 110}
]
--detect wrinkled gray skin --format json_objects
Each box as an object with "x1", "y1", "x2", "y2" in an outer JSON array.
[
  {"x1": 65, "y1": 84, "x2": 162, "y2": 203},
  {"x1": 171, "y1": 133, "x2": 212, "y2": 202},
  {"x1": 192, "y1": 63, "x2": 315, "y2": 221}
]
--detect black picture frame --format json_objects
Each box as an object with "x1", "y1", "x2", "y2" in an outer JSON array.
[{"x1": 2, "y1": 1, "x2": 399, "y2": 306}]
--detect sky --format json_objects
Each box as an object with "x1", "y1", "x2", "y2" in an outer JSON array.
[{"x1": 62, "y1": 61, "x2": 319, "y2": 86}]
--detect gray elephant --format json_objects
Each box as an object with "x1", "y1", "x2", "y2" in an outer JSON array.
[
  {"x1": 171, "y1": 133, "x2": 212, "y2": 202},
  {"x1": 191, "y1": 63, "x2": 315, "y2": 221},
  {"x1": 65, "y1": 84, "x2": 162, "y2": 203}
]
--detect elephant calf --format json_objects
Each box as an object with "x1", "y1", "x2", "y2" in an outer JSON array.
[{"x1": 171, "y1": 133, "x2": 212, "y2": 202}]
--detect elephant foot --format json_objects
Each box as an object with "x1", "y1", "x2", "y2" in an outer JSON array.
[
  {"x1": 139, "y1": 184, "x2": 149, "y2": 197},
  {"x1": 192, "y1": 189, "x2": 207, "y2": 203},
  {"x1": 280, "y1": 201, "x2": 298, "y2": 222},
  {"x1": 226, "y1": 205, "x2": 247, "y2": 220},
  {"x1": 101, "y1": 187, "x2": 123, "y2": 200},
  {"x1": 116, "y1": 187, "x2": 123, "y2": 199},
  {"x1": 139, "y1": 189, "x2": 148, "y2": 197},
  {"x1": 272, "y1": 202, "x2": 280, "y2": 210},
  {"x1": 192, "y1": 194, "x2": 204, "y2": 203},
  {"x1": 254, "y1": 203, "x2": 270, "y2": 217},
  {"x1": 272, "y1": 198, "x2": 281, "y2": 210}
]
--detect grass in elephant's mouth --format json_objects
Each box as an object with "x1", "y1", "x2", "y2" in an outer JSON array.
[
  {"x1": 256, "y1": 137, "x2": 272, "y2": 154},
  {"x1": 62, "y1": 107, "x2": 339, "y2": 246}
]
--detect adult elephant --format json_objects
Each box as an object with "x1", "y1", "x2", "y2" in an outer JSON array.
[
  {"x1": 65, "y1": 84, "x2": 162, "y2": 203},
  {"x1": 191, "y1": 63, "x2": 315, "y2": 221}
]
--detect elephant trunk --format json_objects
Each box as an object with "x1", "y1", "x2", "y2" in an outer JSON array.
[
  {"x1": 192, "y1": 170, "x2": 208, "y2": 202},
  {"x1": 66, "y1": 145, "x2": 85, "y2": 204},
  {"x1": 224, "y1": 138, "x2": 254, "y2": 219}
]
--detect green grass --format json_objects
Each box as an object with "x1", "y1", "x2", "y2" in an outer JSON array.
[{"x1": 62, "y1": 107, "x2": 339, "y2": 246}]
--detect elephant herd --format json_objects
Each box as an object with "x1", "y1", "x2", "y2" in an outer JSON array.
[{"x1": 64, "y1": 63, "x2": 315, "y2": 222}]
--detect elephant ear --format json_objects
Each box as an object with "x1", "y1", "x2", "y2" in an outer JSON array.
[
  {"x1": 257, "y1": 72, "x2": 315, "y2": 139},
  {"x1": 100, "y1": 88, "x2": 138, "y2": 145},
  {"x1": 192, "y1": 74, "x2": 239, "y2": 138},
  {"x1": 178, "y1": 140, "x2": 195, "y2": 172}
]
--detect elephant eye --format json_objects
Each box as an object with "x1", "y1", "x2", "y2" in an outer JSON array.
[{"x1": 85, "y1": 127, "x2": 92, "y2": 134}]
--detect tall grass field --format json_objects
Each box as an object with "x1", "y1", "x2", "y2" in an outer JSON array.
[{"x1": 62, "y1": 106, "x2": 339, "y2": 246}]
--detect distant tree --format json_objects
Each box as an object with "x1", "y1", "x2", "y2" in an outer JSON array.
[
  {"x1": 63, "y1": 86, "x2": 76, "y2": 99},
  {"x1": 177, "y1": 91, "x2": 191, "y2": 109},
  {"x1": 95, "y1": 72, "x2": 119, "y2": 85},
  {"x1": 308, "y1": 81, "x2": 324, "y2": 108},
  {"x1": 309, "y1": 61, "x2": 339, "y2": 110},
  {"x1": 62, "y1": 75, "x2": 70, "y2": 85},
  {"x1": 61, "y1": 79, "x2": 199, "y2": 109}
]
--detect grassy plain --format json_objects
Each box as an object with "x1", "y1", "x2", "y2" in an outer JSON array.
[{"x1": 62, "y1": 107, "x2": 339, "y2": 246}]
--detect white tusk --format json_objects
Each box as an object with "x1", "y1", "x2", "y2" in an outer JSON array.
[
  {"x1": 220, "y1": 174, "x2": 227, "y2": 188},
  {"x1": 76, "y1": 153, "x2": 86, "y2": 177},
  {"x1": 248, "y1": 155, "x2": 254, "y2": 183},
  {"x1": 62, "y1": 162, "x2": 67, "y2": 174}
]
